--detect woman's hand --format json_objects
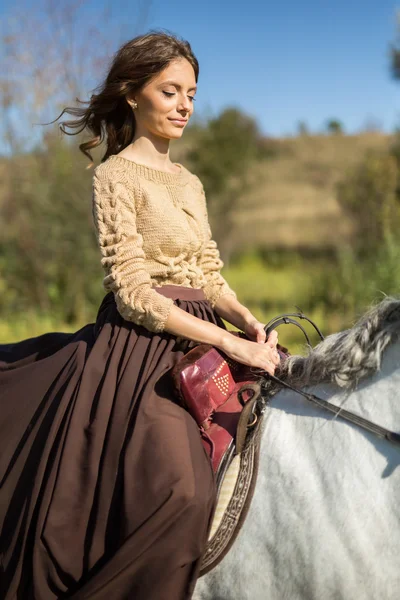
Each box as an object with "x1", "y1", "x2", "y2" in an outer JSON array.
[
  {"x1": 244, "y1": 318, "x2": 279, "y2": 355},
  {"x1": 163, "y1": 304, "x2": 280, "y2": 375},
  {"x1": 214, "y1": 297, "x2": 279, "y2": 350},
  {"x1": 219, "y1": 331, "x2": 280, "y2": 376},
  {"x1": 244, "y1": 318, "x2": 266, "y2": 343}
]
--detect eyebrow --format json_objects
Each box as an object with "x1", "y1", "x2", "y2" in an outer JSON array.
[{"x1": 160, "y1": 80, "x2": 197, "y2": 92}]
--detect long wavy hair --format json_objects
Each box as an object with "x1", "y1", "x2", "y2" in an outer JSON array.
[{"x1": 51, "y1": 30, "x2": 199, "y2": 167}]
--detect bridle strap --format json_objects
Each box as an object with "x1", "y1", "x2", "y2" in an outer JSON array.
[
  {"x1": 266, "y1": 317, "x2": 314, "y2": 347},
  {"x1": 258, "y1": 310, "x2": 400, "y2": 447},
  {"x1": 268, "y1": 374, "x2": 400, "y2": 448},
  {"x1": 264, "y1": 311, "x2": 325, "y2": 345}
]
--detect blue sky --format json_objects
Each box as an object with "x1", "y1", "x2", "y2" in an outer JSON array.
[
  {"x1": 147, "y1": 0, "x2": 400, "y2": 135},
  {"x1": 1, "y1": 0, "x2": 399, "y2": 137}
]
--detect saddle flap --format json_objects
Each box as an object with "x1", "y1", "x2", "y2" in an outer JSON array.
[{"x1": 172, "y1": 345, "x2": 237, "y2": 428}]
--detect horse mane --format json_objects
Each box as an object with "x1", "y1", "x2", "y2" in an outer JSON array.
[{"x1": 276, "y1": 297, "x2": 400, "y2": 390}]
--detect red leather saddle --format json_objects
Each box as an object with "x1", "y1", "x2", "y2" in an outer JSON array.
[{"x1": 172, "y1": 343, "x2": 288, "y2": 478}]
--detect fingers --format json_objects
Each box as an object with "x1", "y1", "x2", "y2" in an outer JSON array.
[
  {"x1": 254, "y1": 322, "x2": 266, "y2": 344},
  {"x1": 270, "y1": 347, "x2": 280, "y2": 366},
  {"x1": 258, "y1": 344, "x2": 280, "y2": 372},
  {"x1": 262, "y1": 357, "x2": 277, "y2": 375},
  {"x1": 246, "y1": 319, "x2": 267, "y2": 344},
  {"x1": 229, "y1": 334, "x2": 281, "y2": 375},
  {"x1": 267, "y1": 330, "x2": 278, "y2": 348}
]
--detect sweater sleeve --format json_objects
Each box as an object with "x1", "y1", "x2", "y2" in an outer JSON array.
[
  {"x1": 197, "y1": 181, "x2": 237, "y2": 308},
  {"x1": 92, "y1": 168, "x2": 174, "y2": 333}
]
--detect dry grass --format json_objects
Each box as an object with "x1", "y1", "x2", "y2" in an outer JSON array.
[{"x1": 229, "y1": 132, "x2": 392, "y2": 251}]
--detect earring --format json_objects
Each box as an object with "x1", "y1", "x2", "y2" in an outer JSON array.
[{"x1": 130, "y1": 100, "x2": 138, "y2": 110}]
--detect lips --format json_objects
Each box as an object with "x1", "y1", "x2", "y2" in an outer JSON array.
[{"x1": 169, "y1": 118, "x2": 187, "y2": 123}]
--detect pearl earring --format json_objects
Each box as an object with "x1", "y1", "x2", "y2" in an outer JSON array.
[{"x1": 130, "y1": 100, "x2": 138, "y2": 110}]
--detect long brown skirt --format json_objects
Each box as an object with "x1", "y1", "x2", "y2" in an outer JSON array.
[{"x1": 0, "y1": 285, "x2": 226, "y2": 600}]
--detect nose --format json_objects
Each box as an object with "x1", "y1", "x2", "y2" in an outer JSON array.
[{"x1": 177, "y1": 94, "x2": 191, "y2": 113}]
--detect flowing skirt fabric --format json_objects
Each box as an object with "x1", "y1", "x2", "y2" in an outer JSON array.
[{"x1": 0, "y1": 286, "x2": 225, "y2": 599}]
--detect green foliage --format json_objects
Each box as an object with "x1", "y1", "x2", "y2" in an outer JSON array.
[
  {"x1": 326, "y1": 119, "x2": 344, "y2": 135},
  {"x1": 389, "y1": 127, "x2": 400, "y2": 167},
  {"x1": 328, "y1": 145, "x2": 400, "y2": 316},
  {"x1": 0, "y1": 117, "x2": 398, "y2": 350},
  {"x1": 297, "y1": 120, "x2": 309, "y2": 136},
  {"x1": 222, "y1": 252, "x2": 347, "y2": 353},
  {"x1": 311, "y1": 238, "x2": 400, "y2": 317},
  {"x1": 0, "y1": 132, "x2": 103, "y2": 321},
  {"x1": 390, "y1": 16, "x2": 400, "y2": 81},
  {"x1": 391, "y1": 50, "x2": 400, "y2": 79},
  {"x1": 336, "y1": 150, "x2": 399, "y2": 252},
  {"x1": 187, "y1": 107, "x2": 266, "y2": 196},
  {"x1": 186, "y1": 107, "x2": 270, "y2": 253}
]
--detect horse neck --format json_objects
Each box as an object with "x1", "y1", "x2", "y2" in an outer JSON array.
[
  {"x1": 318, "y1": 339, "x2": 400, "y2": 430},
  {"x1": 276, "y1": 337, "x2": 400, "y2": 431}
]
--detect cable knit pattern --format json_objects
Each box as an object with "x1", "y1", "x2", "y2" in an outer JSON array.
[{"x1": 92, "y1": 155, "x2": 236, "y2": 332}]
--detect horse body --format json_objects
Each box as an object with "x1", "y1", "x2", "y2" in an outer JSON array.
[{"x1": 195, "y1": 303, "x2": 400, "y2": 600}]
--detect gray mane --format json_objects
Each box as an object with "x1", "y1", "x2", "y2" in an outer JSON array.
[{"x1": 277, "y1": 297, "x2": 400, "y2": 390}]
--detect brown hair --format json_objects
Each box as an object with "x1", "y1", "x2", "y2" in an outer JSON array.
[{"x1": 50, "y1": 30, "x2": 199, "y2": 166}]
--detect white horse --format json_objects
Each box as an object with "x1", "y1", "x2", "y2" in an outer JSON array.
[{"x1": 195, "y1": 297, "x2": 400, "y2": 600}]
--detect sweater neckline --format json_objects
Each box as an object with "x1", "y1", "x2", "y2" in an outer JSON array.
[{"x1": 108, "y1": 154, "x2": 186, "y2": 184}]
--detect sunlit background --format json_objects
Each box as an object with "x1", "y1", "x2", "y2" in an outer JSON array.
[{"x1": 1, "y1": 0, "x2": 400, "y2": 351}]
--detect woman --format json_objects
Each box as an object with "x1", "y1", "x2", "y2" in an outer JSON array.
[{"x1": 0, "y1": 31, "x2": 280, "y2": 599}]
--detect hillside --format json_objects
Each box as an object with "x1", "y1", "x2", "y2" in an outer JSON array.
[
  {"x1": 0, "y1": 130, "x2": 396, "y2": 344},
  {"x1": 1, "y1": 131, "x2": 393, "y2": 254},
  {"x1": 174, "y1": 131, "x2": 393, "y2": 252}
]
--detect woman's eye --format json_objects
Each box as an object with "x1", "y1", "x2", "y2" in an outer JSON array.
[{"x1": 162, "y1": 91, "x2": 196, "y2": 102}]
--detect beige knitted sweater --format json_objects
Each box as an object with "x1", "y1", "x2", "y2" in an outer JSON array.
[{"x1": 92, "y1": 155, "x2": 236, "y2": 333}]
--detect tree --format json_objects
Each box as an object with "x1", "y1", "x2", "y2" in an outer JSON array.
[
  {"x1": 326, "y1": 119, "x2": 344, "y2": 135},
  {"x1": 390, "y1": 10, "x2": 400, "y2": 80},
  {"x1": 0, "y1": 0, "x2": 151, "y2": 321},
  {"x1": 336, "y1": 151, "x2": 399, "y2": 254},
  {"x1": 297, "y1": 120, "x2": 309, "y2": 136},
  {"x1": 0, "y1": 0, "x2": 150, "y2": 155},
  {"x1": 186, "y1": 107, "x2": 268, "y2": 257}
]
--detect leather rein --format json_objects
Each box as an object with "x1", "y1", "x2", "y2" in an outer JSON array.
[{"x1": 256, "y1": 311, "x2": 400, "y2": 449}]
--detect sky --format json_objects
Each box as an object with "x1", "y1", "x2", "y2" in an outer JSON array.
[
  {"x1": 1, "y1": 0, "x2": 399, "y2": 138},
  {"x1": 146, "y1": 0, "x2": 400, "y2": 135}
]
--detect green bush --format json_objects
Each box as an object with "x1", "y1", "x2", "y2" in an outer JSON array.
[
  {"x1": 187, "y1": 107, "x2": 272, "y2": 254},
  {"x1": 336, "y1": 151, "x2": 399, "y2": 253},
  {"x1": 312, "y1": 238, "x2": 400, "y2": 317},
  {"x1": 0, "y1": 133, "x2": 103, "y2": 321}
]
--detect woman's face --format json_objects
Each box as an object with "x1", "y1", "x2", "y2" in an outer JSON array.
[{"x1": 131, "y1": 58, "x2": 197, "y2": 140}]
